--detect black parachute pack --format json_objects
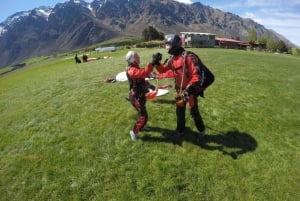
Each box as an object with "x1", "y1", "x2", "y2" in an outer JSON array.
[{"x1": 182, "y1": 51, "x2": 215, "y2": 97}]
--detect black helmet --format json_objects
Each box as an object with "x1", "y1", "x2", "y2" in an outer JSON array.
[
  {"x1": 165, "y1": 34, "x2": 182, "y2": 48},
  {"x1": 165, "y1": 34, "x2": 183, "y2": 55}
]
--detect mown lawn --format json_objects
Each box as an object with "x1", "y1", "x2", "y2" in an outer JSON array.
[{"x1": 0, "y1": 48, "x2": 299, "y2": 201}]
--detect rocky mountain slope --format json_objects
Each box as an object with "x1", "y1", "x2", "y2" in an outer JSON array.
[{"x1": 0, "y1": 0, "x2": 295, "y2": 68}]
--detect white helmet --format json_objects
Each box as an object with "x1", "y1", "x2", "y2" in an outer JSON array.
[{"x1": 125, "y1": 51, "x2": 140, "y2": 64}]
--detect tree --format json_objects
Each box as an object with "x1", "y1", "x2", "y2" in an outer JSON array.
[
  {"x1": 142, "y1": 26, "x2": 164, "y2": 41},
  {"x1": 266, "y1": 39, "x2": 277, "y2": 52},
  {"x1": 248, "y1": 28, "x2": 257, "y2": 43},
  {"x1": 264, "y1": 31, "x2": 271, "y2": 41},
  {"x1": 277, "y1": 40, "x2": 288, "y2": 53}
]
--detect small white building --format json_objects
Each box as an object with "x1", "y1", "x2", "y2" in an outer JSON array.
[
  {"x1": 180, "y1": 32, "x2": 216, "y2": 48},
  {"x1": 95, "y1": 46, "x2": 116, "y2": 53}
]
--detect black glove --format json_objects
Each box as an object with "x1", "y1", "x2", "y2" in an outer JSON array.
[
  {"x1": 163, "y1": 58, "x2": 169, "y2": 65},
  {"x1": 149, "y1": 72, "x2": 156, "y2": 79},
  {"x1": 182, "y1": 89, "x2": 189, "y2": 101},
  {"x1": 151, "y1": 52, "x2": 162, "y2": 66}
]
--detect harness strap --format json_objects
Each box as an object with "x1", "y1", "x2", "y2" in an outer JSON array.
[{"x1": 179, "y1": 51, "x2": 188, "y2": 94}]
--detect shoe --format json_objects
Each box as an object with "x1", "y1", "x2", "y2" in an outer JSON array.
[
  {"x1": 198, "y1": 130, "x2": 206, "y2": 140},
  {"x1": 130, "y1": 130, "x2": 137, "y2": 141},
  {"x1": 141, "y1": 126, "x2": 150, "y2": 131},
  {"x1": 176, "y1": 131, "x2": 185, "y2": 137}
]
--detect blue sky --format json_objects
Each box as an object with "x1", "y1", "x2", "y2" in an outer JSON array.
[{"x1": 1, "y1": 0, "x2": 299, "y2": 47}]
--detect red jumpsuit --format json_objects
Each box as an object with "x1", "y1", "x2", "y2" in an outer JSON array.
[
  {"x1": 127, "y1": 63, "x2": 153, "y2": 135},
  {"x1": 155, "y1": 51, "x2": 205, "y2": 134}
]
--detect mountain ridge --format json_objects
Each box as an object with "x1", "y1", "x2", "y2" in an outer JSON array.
[{"x1": 0, "y1": 0, "x2": 296, "y2": 68}]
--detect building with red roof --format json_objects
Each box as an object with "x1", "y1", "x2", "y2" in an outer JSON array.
[{"x1": 215, "y1": 37, "x2": 249, "y2": 49}]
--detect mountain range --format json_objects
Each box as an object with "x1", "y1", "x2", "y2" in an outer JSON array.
[{"x1": 0, "y1": 0, "x2": 296, "y2": 69}]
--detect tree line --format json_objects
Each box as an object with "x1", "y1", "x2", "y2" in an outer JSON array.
[{"x1": 248, "y1": 28, "x2": 289, "y2": 53}]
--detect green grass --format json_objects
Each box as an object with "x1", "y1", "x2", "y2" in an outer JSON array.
[
  {"x1": 0, "y1": 48, "x2": 299, "y2": 201},
  {"x1": 0, "y1": 66, "x2": 14, "y2": 75}
]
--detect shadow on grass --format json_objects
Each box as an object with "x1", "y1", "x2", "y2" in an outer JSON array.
[
  {"x1": 140, "y1": 126, "x2": 257, "y2": 160},
  {"x1": 151, "y1": 98, "x2": 175, "y2": 105}
]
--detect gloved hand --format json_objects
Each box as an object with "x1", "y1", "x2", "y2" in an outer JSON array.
[
  {"x1": 163, "y1": 58, "x2": 169, "y2": 65},
  {"x1": 151, "y1": 52, "x2": 162, "y2": 66},
  {"x1": 182, "y1": 89, "x2": 189, "y2": 101},
  {"x1": 149, "y1": 72, "x2": 157, "y2": 79}
]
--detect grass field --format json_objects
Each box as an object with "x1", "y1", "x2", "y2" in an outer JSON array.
[{"x1": 0, "y1": 48, "x2": 299, "y2": 201}]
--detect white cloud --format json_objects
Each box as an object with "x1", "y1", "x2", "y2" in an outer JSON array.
[
  {"x1": 254, "y1": 13, "x2": 300, "y2": 45},
  {"x1": 242, "y1": 2, "x2": 300, "y2": 46},
  {"x1": 173, "y1": 0, "x2": 193, "y2": 4},
  {"x1": 212, "y1": 2, "x2": 244, "y2": 10},
  {"x1": 246, "y1": 0, "x2": 300, "y2": 7},
  {"x1": 243, "y1": 12, "x2": 262, "y2": 23},
  {"x1": 246, "y1": 0, "x2": 277, "y2": 7}
]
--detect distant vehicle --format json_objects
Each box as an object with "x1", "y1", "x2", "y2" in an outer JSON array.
[{"x1": 95, "y1": 46, "x2": 116, "y2": 53}]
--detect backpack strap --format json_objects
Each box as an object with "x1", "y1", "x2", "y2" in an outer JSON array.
[
  {"x1": 126, "y1": 65, "x2": 134, "y2": 89},
  {"x1": 168, "y1": 55, "x2": 175, "y2": 71},
  {"x1": 179, "y1": 51, "x2": 189, "y2": 94},
  {"x1": 182, "y1": 51, "x2": 187, "y2": 73},
  {"x1": 182, "y1": 50, "x2": 192, "y2": 79}
]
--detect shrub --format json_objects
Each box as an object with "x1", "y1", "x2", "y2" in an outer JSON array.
[{"x1": 291, "y1": 48, "x2": 300, "y2": 56}]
